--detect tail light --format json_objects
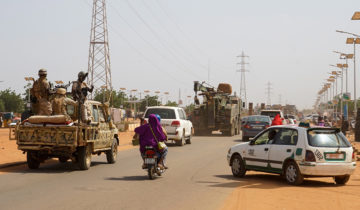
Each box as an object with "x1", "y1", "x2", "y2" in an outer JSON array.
[
  {"x1": 305, "y1": 150, "x2": 316, "y2": 162},
  {"x1": 145, "y1": 150, "x2": 155, "y2": 157},
  {"x1": 244, "y1": 124, "x2": 250, "y2": 129},
  {"x1": 352, "y1": 151, "x2": 356, "y2": 162},
  {"x1": 171, "y1": 120, "x2": 181, "y2": 127}
]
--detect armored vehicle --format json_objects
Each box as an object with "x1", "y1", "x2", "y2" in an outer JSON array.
[
  {"x1": 191, "y1": 81, "x2": 241, "y2": 136},
  {"x1": 16, "y1": 100, "x2": 119, "y2": 170}
]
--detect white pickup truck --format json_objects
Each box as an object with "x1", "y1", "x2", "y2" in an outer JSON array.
[{"x1": 143, "y1": 106, "x2": 193, "y2": 146}]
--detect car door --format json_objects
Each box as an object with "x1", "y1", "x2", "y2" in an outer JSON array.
[
  {"x1": 244, "y1": 129, "x2": 275, "y2": 168},
  {"x1": 268, "y1": 128, "x2": 298, "y2": 170}
]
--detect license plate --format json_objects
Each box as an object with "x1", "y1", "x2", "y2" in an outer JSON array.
[
  {"x1": 325, "y1": 153, "x2": 344, "y2": 160},
  {"x1": 145, "y1": 158, "x2": 156, "y2": 164},
  {"x1": 252, "y1": 126, "x2": 263, "y2": 129}
]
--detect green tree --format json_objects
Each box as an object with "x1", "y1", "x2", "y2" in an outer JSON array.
[
  {"x1": 165, "y1": 100, "x2": 178, "y2": 107},
  {"x1": 93, "y1": 89, "x2": 131, "y2": 109},
  {"x1": 139, "y1": 95, "x2": 160, "y2": 111},
  {"x1": 0, "y1": 89, "x2": 24, "y2": 113}
]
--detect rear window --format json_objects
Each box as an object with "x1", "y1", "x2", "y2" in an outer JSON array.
[
  {"x1": 144, "y1": 108, "x2": 176, "y2": 119},
  {"x1": 247, "y1": 116, "x2": 270, "y2": 122},
  {"x1": 260, "y1": 111, "x2": 280, "y2": 118},
  {"x1": 307, "y1": 129, "x2": 351, "y2": 148}
]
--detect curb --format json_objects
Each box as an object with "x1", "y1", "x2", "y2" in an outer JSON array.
[{"x1": 0, "y1": 161, "x2": 26, "y2": 169}]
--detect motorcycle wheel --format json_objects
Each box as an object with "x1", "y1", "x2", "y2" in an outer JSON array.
[{"x1": 148, "y1": 166, "x2": 155, "y2": 180}]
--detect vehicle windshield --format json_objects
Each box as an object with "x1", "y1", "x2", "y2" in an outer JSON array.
[
  {"x1": 144, "y1": 108, "x2": 176, "y2": 119},
  {"x1": 260, "y1": 111, "x2": 280, "y2": 119},
  {"x1": 307, "y1": 129, "x2": 351, "y2": 148},
  {"x1": 247, "y1": 116, "x2": 269, "y2": 122}
]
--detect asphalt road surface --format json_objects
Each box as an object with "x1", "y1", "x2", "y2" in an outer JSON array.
[{"x1": 0, "y1": 135, "x2": 240, "y2": 210}]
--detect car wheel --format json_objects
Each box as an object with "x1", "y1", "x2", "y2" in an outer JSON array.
[
  {"x1": 284, "y1": 161, "x2": 303, "y2": 185},
  {"x1": 27, "y1": 151, "x2": 40, "y2": 169},
  {"x1": 334, "y1": 175, "x2": 350, "y2": 185},
  {"x1": 231, "y1": 154, "x2": 246, "y2": 177},
  {"x1": 176, "y1": 134, "x2": 185, "y2": 146},
  {"x1": 106, "y1": 139, "x2": 118, "y2": 164},
  {"x1": 78, "y1": 145, "x2": 91, "y2": 170},
  {"x1": 185, "y1": 134, "x2": 192, "y2": 144}
]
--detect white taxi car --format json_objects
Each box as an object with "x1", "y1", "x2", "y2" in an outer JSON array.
[
  {"x1": 227, "y1": 125, "x2": 356, "y2": 185},
  {"x1": 143, "y1": 106, "x2": 193, "y2": 146}
]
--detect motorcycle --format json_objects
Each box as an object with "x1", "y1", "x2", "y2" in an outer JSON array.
[{"x1": 144, "y1": 146, "x2": 165, "y2": 179}]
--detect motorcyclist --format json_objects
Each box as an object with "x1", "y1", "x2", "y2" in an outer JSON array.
[{"x1": 134, "y1": 114, "x2": 168, "y2": 169}]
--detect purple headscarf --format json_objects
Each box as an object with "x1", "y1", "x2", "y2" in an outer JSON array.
[
  {"x1": 148, "y1": 114, "x2": 166, "y2": 141},
  {"x1": 134, "y1": 114, "x2": 166, "y2": 153}
]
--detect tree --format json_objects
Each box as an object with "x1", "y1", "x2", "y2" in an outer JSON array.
[
  {"x1": 165, "y1": 100, "x2": 178, "y2": 107},
  {"x1": 139, "y1": 95, "x2": 160, "y2": 112},
  {"x1": 93, "y1": 89, "x2": 130, "y2": 109},
  {"x1": 0, "y1": 89, "x2": 24, "y2": 113}
]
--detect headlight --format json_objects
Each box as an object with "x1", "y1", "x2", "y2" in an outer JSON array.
[{"x1": 228, "y1": 148, "x2": 231, "y2": 154}]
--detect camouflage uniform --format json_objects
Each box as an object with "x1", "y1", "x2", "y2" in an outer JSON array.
[
  {"x1": 52, "y1": 88, "x2": 76, "y2": 121},
  {"x1": 31, "y1": 69, "x2": 52, "y2": 115}
]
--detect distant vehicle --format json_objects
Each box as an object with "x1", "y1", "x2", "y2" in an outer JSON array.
[
  {"x1": 227, "y1": 126, "x2": 356, "y2": 185},
  {"x1": 241, "y1": 115, "x2": 271, "y2": 141},
  {"x1": 143, "y1": 106, "x2": 193, "y2": 146},
  {"x1": 284, "y1": 114, "x2": 297, "y2": 124},
  {"x1": 9, "y1": 117, "x2": 21, "y2": 127}
]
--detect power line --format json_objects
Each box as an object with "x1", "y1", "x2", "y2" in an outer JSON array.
[
  {"x1": 140, "y1": 0, "x2": 208, "y2": 72},
  {"x1": 124, "y1": 0, "x2": 203, "y2": 79}
]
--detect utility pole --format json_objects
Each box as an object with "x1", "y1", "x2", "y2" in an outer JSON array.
[
  {"x1": 266, "y1": 82, "x2": 273, "y2": 106},
  {"x1": 236, "y1": 51, "x2": 249, "y2": 108},
  {"x1": 87, "y1": 0, "x2": 112, "y2": 98}
]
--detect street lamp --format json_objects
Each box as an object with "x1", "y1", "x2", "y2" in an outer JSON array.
[
  {"x1": 144, "y1": 90, "x2": 150, "y2": 107},
  {"x1": 164, "y1": 92, "x2": 169, "y2": 105},
  {"x1": 336, "y1": 30, "x2": 360, "y2": 116},
  {"x1": 154, "y1": 91, "x2": 160, "y2": 106}
]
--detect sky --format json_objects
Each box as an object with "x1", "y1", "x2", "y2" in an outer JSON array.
[{"x1": 1, "y1": 0, "x2": 360, "y2": 110}]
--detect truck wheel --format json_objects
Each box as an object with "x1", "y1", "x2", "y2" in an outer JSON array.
[
  {"x1": 78, "y1": 145, "x2": 91, "y2": 170},
  {"x1": 185, "y1": 134, "x2": 192, "y2": 144},
  {"x1": 59, "y1": 157, "x2": 68, "y2": 163},
  {"x1": 27, "y1": 151, "x2": 40, "y2": 169},
  {"x1": 334, "y1": 175, "x2": 350, "y2": 185},
  {"x1": 106, "y1": 139, "x2": 118, "y2": 164},
  {"x1": 176, "y1": 134, "x2": 185, "y2": 146},
  {"x1": 284, "y1": 161, "x2": 303, "y2": 185}
]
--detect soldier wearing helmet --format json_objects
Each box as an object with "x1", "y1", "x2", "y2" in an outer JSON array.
[
  {"x1": 30, "y1": 69, "x2": 52, "y2": 115},
  {"x1": 51, "y1": 88, "x2": 76, "y2": 121},
  {"x1": 71, "y1": 71, "x2": 94, "y2": 103}
]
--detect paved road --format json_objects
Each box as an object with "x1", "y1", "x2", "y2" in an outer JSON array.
[{"x1": 0, "y1": 135, "x2": 241, "y2": 210}]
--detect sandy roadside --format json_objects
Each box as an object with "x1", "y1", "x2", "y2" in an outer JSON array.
[{"x1": 0, "y1": 128, "x2": 137, "y2": 167}]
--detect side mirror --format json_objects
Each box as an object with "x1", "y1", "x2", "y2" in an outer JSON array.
[{"x1": 249, "y1": 139, "x2": 255, "y2": 145}]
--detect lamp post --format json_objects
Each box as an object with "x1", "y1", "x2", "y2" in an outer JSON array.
[
  {"x1": 154, "y1": 91, "x2": 160, "y2": 106},
  {"x1": 336, "y1": 30, "x2": 360, "y2": 116},
  {"x1": 24, "y1": 77, "x2": 34, "y2": 110},
  {"x1": 164, "y1": 92, "x2": 169, "y2": 105},
  {"x1": 144, "y1": 90, "x2": 150, "y2": 107},
  {"x1": 131, "y1": 89, "x2": 138, "y2": 117}
]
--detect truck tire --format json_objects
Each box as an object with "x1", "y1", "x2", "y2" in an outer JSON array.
[
  {"x1": 27, "y1": 151, "x2": 40, "y2": 169},
  {"x1": 78, "y1": 145, "x2": 91, "y2": 170},
  {"x1": 106, "y1": 139, "x2": 118, "y2": 164},
  {"x1": 176, "y1": 134, "x2": 185, "y2": 146},
  {"x1": 185, "y1": 134, "x2": 192, "y2": 144}
]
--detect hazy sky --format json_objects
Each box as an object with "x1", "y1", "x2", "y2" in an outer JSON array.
[{"x1": 1, "y1": 0, "x2": 360, "y2": 109}]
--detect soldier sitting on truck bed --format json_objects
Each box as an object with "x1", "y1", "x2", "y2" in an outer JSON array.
[{"x1": 51, "y1": 88, "x2": 76, "y2": 121}]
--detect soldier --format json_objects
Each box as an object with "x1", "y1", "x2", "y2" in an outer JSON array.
[
  {"x1": 52, "y1": 88, "x2": 76, "y2": 121},
  {"x1": 71, "y1": 71, "x2": 94, "y2": 123},
  {"x1": 71, "y1": 71, "x2": 94, "y2": 103},
  {"x1": 31, "y1": 69, "x2": 52, "y2": 115}
]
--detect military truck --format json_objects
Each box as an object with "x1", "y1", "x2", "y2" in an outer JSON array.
[
  {"x1": 191, "y1": 81, "x2": 241, "y2": 136},
  {"x1": 16, "y1": 100, "x2": 119, "y2": 170}
]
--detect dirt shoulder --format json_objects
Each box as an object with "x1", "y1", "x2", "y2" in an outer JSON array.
[{"x1": 0, "y1": 128, "x2": 137, "y2": 168}]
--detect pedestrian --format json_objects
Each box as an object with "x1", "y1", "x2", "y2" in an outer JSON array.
[{"x1": 271, "y1": 114, "x2": 283, "y2": 126}]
